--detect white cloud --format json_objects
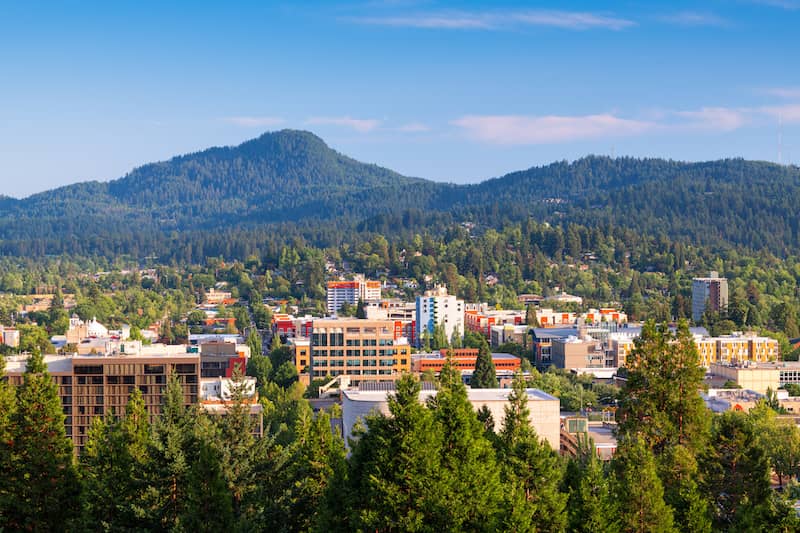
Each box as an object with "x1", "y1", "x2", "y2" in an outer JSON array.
[
  {"x1": 346, "y1": 9, "x2": 635, "y2": 31},
  {"x1": 305, "y1": 116, "x2": 381, "y2": 132},
  {"x1": 672, "y1": 107, "x2": 746, "y2": 131},
  {"x1": 451, "y1": 114, "x2": 653, "y2": 144},
  {"x1": 224, "y1": 116, "x2": 285, "y2": 127},
  {"x1": 658, "y1": 11, "x2": 730, "y2": 27}
]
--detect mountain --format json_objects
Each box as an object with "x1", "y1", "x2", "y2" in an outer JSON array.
[{"x1": 1, "y1": 129, "x2": 799, "y2": 259}]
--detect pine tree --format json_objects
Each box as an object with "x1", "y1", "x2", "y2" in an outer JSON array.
[
  {"x1": 284, "y1": 408, "x2": 346, "y2": 532},
  {"x1": 143, "y1": 375, "x2": 197, "y2": 530},
  {"x1": 356, "y1": 298, "x2": 366, "y2": 319},
  {"x1": 219, "y1": 365, "x2": 261, "y2": 527},
  {"x1": 4, "y1": 351, "x2": 80, "y2": 530},
  {"x1": 472, "y1": 340, "x2": 498, "y2": 388},
  {"x1": 0, "y1": 354, "x2": 17, "y2": 525},
  {"x1": 246, "y1": 328, "x2": 262, "y2": 357},
  {"x1": 427, "y1": 361, "x2": 504, "y2": 531},
  {"x1": 612, "y1": 436, "x2": 676, "y2": 533},
  {"x1": 499, "y1": 371, "x2": 567, "y2": 532},
  {"x1": 82, "y1": 388, "x2": 154, "y2": 530},
  {"x1": 340, "y1": 373, "x2": 444, "y2": 531},
  {"x1": 568, "y1": 454, "x2": 618, "y2": 533}
]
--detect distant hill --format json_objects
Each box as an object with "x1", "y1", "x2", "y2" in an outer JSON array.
[{"x1": 1, "y1": 129, "x2": 799, "y2": 258}]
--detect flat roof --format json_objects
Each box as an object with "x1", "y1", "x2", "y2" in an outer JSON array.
[{"x1": 342, "y1": 387, "x2": 557, "y2": 403}]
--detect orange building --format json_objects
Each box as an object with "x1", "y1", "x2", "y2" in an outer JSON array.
[{"x1": 411, "y1": 348, "x2": 521, "y2": 373}]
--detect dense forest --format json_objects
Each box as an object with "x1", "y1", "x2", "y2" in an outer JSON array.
[{"x1": 1, "y1": 130, "x2": 799, "y2": 258}]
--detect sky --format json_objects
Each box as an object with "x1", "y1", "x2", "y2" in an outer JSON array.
[{"x1": 1, "y1": 0, "x2": 799, "y2": 197}]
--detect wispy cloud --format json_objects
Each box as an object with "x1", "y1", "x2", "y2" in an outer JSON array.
[
  {"x1": 763, "y1": 87, "x2": 800, "y2": 99},
  {"x1": 345, "y1": 9, "x2": 635, "y2": 31},
  {"x1": 451, "y1": 114, "x2": 653, "y2": 144},
  {"x1": 657, "y1": 11, "x2": 730, "y2": 27},
  {"x1": 397, "y1": 122, "x2": 430, "y2": 132},
  {"x1": 224, "y1": 116, "x2": 285, "y2": 127},
  {"x1": 759, "y1": 104, "x2": 800, "y2": 122},
  {"x1": 305, "y1": 116, "x2": 381, "y2": 132},
  {"x1": 451, "y1": 106, "x2": 756, "y2": 145},
  {"x1": 672, "y1": 107, "x2": 746, "y2": 131}
]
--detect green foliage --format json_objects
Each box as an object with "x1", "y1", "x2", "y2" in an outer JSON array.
[
  {"x1": 472, "y1": 341, "x2": 498, "y2": 388},
  {"x1": 612, "y1": 436, "x2": 676, "y2": 533},
  {"x1": 3, "y1": 352, "x2": 80, "y2": 530}
]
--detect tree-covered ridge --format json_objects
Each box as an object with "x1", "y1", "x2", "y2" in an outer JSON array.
[{"x1": 0, "y1": 131, "x2": 799, "y2": 257}]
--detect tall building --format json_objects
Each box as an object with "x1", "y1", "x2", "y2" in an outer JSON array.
[
  {"x1": 304, "y1": 318, "x2": 412, "y2": 381},
  {"x1": 326, "y1": 277, "x2": 381, "y2": 315},
  {"x1": 415, "y1": 285, "x2": 464, "y2": 347},
  {"x1": 692, "y1": 272, "x2": 729, "y2": 322}
]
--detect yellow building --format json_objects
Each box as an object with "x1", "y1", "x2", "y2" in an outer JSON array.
[{"x1": 306, "y1": 318, "x2": 411, "y2": 382}]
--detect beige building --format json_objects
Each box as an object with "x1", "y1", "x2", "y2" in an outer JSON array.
[
  {"x1": 708, "y1": 363, "x2": 781, "y2": 394},
  {"x1": 342, "y1": 387, "x2": 560, "y2": 450},
  {"x1": 551, "y1": 336, "x2": 605, "y2": 369},
  {"x1": 5, "y1": 352, "x2": 200, "y2": 454}
]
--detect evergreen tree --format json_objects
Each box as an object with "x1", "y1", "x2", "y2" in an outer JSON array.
[
  {"x1": 450, "y1": 329, "x2": 463, "y2": 349},
  {"x1": 284, "y1": 408, "x2": 346, "y2": 532},
  {"x1": 142, "y1": 375, "x2": 197, "y2": 530},
  {"x1": 526, "y1": 304, "x2": 540, "y2": 327},
  {"x1": 499, "y1": 371, "x2": 567, "y2": 532},
  {"x1": 4, "y1": 351, "x2": 80, "y2": 530},
  {"x1": 568, "y1": 454, "x2": 617, "y2": 533},
  {"x1": 246, "y1": 328, "x2": 262, "y2": 357},
  {"x1": 339, "y1": 373, "x2": 444, "y2": 531},
  {"x1": 472, "y1": 340, "x2": 498, "y2": 388},
  {"x1": 218, "y1": 365, "x2": 260, "y2": 527},
  {"x1": 702, "y1": 411, "x2": 797, "y2": 531},
  {"x1": 427, "y1": 361, "x2": 504, "y2": 531},
  {"x1": 81, "y1": 388, "x2": 153, "y2": 530},
  {"x1": 0, "y1": 354, "x2": 17, "y2": 526},
  {"x1": 356, "y1": 298, "x2": 366, "y2": 319},
  {"x1": 611, "y1": 436, "x2": 675, "y2": 533}
]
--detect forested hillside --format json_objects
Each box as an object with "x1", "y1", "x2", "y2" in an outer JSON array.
[{"x1": 1, "y1": 130, "x2": 799, "y2": 258}]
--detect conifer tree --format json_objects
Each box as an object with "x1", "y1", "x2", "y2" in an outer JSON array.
[
  {"x1": 82, "y1": 388, "x2": 153, "y2": 530},
  {"x1": 611, "y1": 436, "x2": 675, "y2": 533},
  {"x1": 284, "y1": 407, "x2": 346, "y2": 532},
  {"x1": 219, "y1": 365, "x2": 261, "y2": 527},
  {"x1": 568, "y1": 453, "x2": 618, "y2": 533},
  {"x1": 4, "y1": 351, "x2": 80, "y2": 530},
  {"x1": 143, "y1": 375, "x2": 197, "y2": 530},
  {"x1": 427, "y1": 361, "x2": 504, "y2": 530},
  {"x1": 472, "y1": 340, "x2": 498, "y2": 388},
  {"x1": 499, "y1": 371, "x2": 567, "y2": 532},
  {"x1": 340, "y1": 373, "x2": 443, "y2": 531},
  {"x1": 0, "y1": 354, "x2": 16, "y2": 525}
]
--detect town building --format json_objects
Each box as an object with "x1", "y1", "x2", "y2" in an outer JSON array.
[
  {"x1": 341, "y1": 387, "x2": 560, "y2": 450},
  {"x1": 411, "y1": 348, "x2": 521, "y2": 374},
  {"x1": 326, "y1": 277, "x2": 381, "y2": 315},
  {"x1": 302, "y1": 318, "x2": 412, "y2": 382},
  {"x1": 464, "y1": 305, "x2": 524, "y2": 337},
  {"x1": 489, "y1": 324, "x2": 529, "y2": 347},
  {"x1": 415, "y1": 285, "x2": 464, "y2": 347},
  {"x1": 692, "y1": 271, "x2": 729, "y2": 322}
]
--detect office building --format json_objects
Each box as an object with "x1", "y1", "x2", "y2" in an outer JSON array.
[
  {"x1": 415, "y1": 285, "x2": 464, "y2": 347},
  {"x1": 326, "y1": 277, "x2": 381, "y2": 315},
  {"x1": 692, "y1": 272, "x2": 729, "y2": 322}
]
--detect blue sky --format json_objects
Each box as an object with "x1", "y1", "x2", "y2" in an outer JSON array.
[{"x1": 1, "y1": 0, "x2": 799, "y2": 197}]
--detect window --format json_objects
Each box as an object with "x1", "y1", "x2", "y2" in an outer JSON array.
[
  {"x1": 175, "y1": 364, "x2": 196, "y2": 374},
  {"x1": 144, "y1": 365, "x2": 165, "y2": 375},
  {"x1": 75, "y1": 365, "x2": 103, "y2": 375}
]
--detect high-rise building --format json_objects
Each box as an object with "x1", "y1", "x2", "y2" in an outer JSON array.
[
  {"x1": 326, "y1": 277, "x2": 381, "y2": 315},
  {"x1": 692, "y1": 272, "x2": 729, "y2": 322},
  {"x1": 415, "y1": 285, "x2": 464, "y2": 347}
]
